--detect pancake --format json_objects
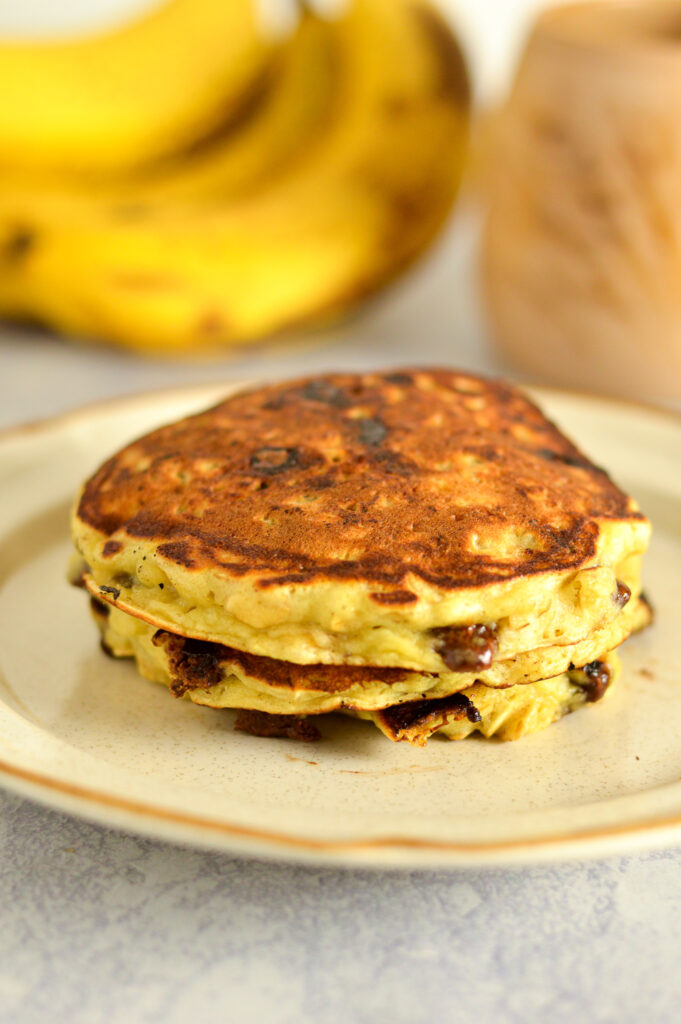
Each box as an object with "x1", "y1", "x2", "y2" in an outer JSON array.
[
  {"x1": 91, "y1": 596, "x2": 651, "y2": 716},
  {"x1": 89, "y1": 597, "x2": 624, "y2": 745},
  {"x1": 357, "y1": 654, "x2": 621, "y2": 744},
  {"x1": 72, "y1": 369, "x2": 651, "y2": 671}
]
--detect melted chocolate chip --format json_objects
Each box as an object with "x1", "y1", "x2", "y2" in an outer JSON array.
[
  {"x1": 90, "y1": 596, "x2": 109, "y2": 618},
  {"x1": 99, "y1": 585, "x2": 120, "y2": 600},
  {"x1": 431, "y1": 623, "x2": 498, "y2": 672},
  {"x1": 613, "y1": 581, "x2": 631, "y2": 609},
  {"x1": 466, "y1": 702, "x2": 482, "y2": 724},
  {"x1": 250, "y1": 446, "x2": 300, "y2": 476},
  {"x1": 156, "y1": 633, "x2": 224, "y2": 696},
  {"x1": 580, "y1": 660, "x2": 612, "y2": 703},
  {"x1": 380, "y1": 692, "x2": 481, "y2": 737},
  {"x1": 357, "y1": 417, "x2": 388, "y2": 446},
  {"x1": 299, "y1": 380, "x2": 350, "y2": 408}
]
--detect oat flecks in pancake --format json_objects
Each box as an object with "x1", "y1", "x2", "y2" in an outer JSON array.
[{"x1": 76, "y1": 369, "x2": 644, "y2": 591}]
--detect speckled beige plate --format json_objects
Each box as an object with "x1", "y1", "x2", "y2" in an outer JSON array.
[{"x1": 0, "y1": 383, "x2": 679, "y2": 867}]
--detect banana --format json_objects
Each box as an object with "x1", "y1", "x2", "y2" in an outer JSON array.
[
  {"x1": 0, "y1": 13, "x2": 339, "y2": 204},
  {"x1": 0, "y1": 0, "x2": 469, "y2": 353},
  {"x1": 0, "y1": 0, "x2": 277, "y2": 174}
]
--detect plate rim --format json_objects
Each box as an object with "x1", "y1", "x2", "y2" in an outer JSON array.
[
  {"x1": 5, "y1": 753, "x2": 681, "y2": 867},
  {"x1": 1, "y1": 379, "x2": 680, "y2": 867}
]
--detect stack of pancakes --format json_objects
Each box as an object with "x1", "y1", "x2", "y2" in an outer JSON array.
[{"x1": 70, "y1": 369, "x2": 652, "y2": 745}]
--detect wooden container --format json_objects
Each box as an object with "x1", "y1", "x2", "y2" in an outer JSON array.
[{"x1": 482, "y1": 1, "x2": 681, "y2": 401}]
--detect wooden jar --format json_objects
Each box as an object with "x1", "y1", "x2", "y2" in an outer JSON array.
[{"x1": 482, "y1": 1, "x2": 681, "y2": 401}]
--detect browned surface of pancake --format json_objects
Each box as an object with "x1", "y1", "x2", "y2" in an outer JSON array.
[
  {"x1": 77, "y1": 369, "x2": 644, "y2": 592},
  {"x1": 233, "y1": 710, "x2": 321, "y2": 742}
]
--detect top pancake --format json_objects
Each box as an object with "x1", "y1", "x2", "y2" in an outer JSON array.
[{"x1": 72, "y1": 369, "x2": 650, "y2": 667}]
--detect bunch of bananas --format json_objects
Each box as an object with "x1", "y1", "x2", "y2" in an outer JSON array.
[{"x1": 0, "y1": 0, "x2": 469, "y2": 353}]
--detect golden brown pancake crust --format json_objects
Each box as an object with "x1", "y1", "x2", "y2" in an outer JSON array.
[{"x1": 76, "y1": 369, "x2": 644, "y2": 592}]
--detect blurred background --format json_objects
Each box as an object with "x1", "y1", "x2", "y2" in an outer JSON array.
[
  {"x1": 1, "y1": 0, "x2": 680, "y2": 425},
  {"x1": 0, "y1": 0, "x2": 548, "y2": 101}
]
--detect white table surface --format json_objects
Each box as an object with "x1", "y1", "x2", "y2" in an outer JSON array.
[{"x1": 1, "y1": 210, "x2": 680, "y2": 1024}]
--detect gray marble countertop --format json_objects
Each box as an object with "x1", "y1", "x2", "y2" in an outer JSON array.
[{"x1": 1, "y1": 213, "x2": 679, "y2": 1024}]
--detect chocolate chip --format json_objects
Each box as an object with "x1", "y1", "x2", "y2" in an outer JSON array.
[
  {"x1": 431, "y1": 623, "x2": 498, "y2": 672},
  {"x1": 579, "y1": 660, "x2": 612, "y2": 703},
  {"x1": 89, "y1": 596, "x2": 110, "y2": 618},
  {"x1": 379, "y1": 691, "x2": 481, "y2": 737},
  {"x1": 358, "y1": 417, "x2": 388, "y2": 446},
  {"x1": 465, "y1": 700, "x2": 482, "y2": 724},
  {"x1": 157, "y1": 633, "x2": 224, "y2": 696},
  {"x1": 99, "y1": 585, "x2": 120, "y2": 600},
  {"x1": 299, "y1": 380, "x2": 350, "y2": 407},
  {"x1": 613, "y1": 581, "x2": 631, "y2": 609},
  {"x1": 250, "y1": 447, "x2": 300, "y2": 475}
]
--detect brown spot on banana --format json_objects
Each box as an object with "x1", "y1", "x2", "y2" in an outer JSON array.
[{"x1": 3, "y1": 227, "x2": 35, "y2": 262}]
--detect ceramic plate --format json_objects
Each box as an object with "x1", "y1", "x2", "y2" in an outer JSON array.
[{"x1": 0, "y1": 383, "x2": 679, "y2": 867}]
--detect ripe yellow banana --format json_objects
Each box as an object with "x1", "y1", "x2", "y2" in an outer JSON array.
[
  {"x1": 0, "y1": 13, "x2": 338, "y2": 205},
  {"x1": 0, "y1": 0, "x2": 276, "y2": 174},
  {"x1": 0, "y1": 0, "x2": 469, "y2": 353}
]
